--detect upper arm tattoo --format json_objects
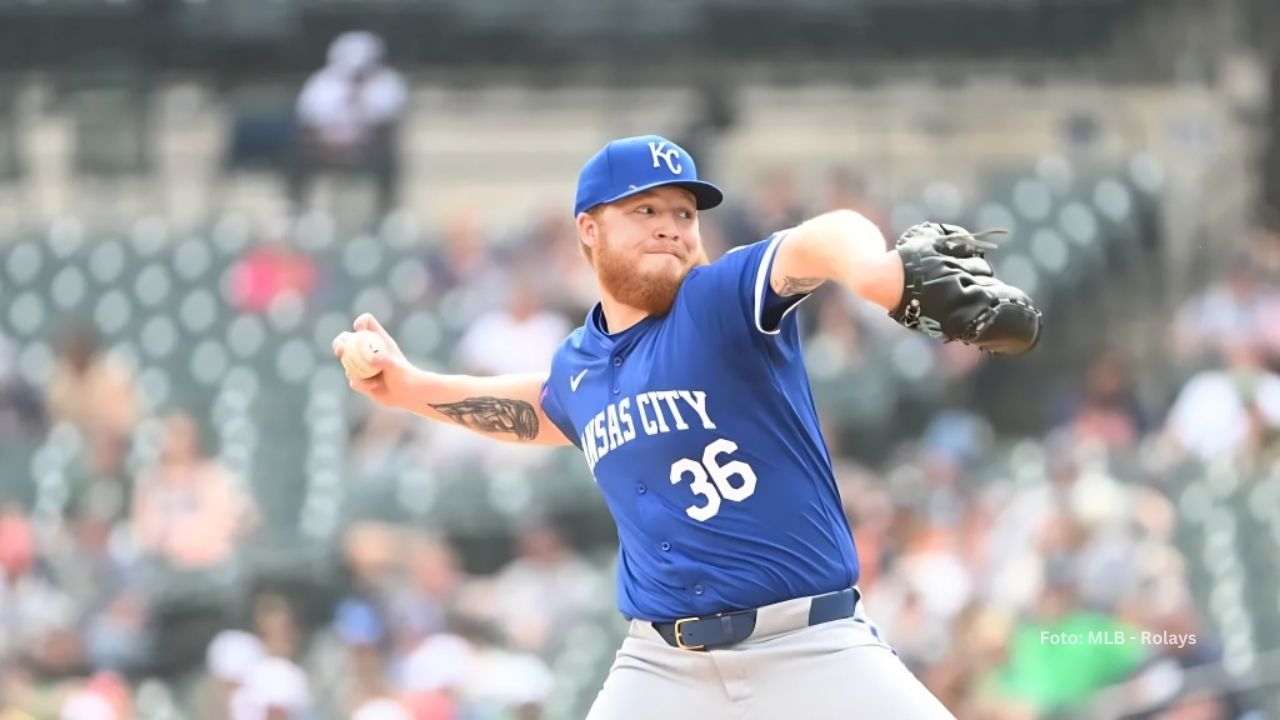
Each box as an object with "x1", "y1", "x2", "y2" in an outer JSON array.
[
  {"x1": 773, "y1": 275, "x2": 825, "y2": 297},
  {"x1": 428, "y1": 397, "x2": 539, "y2": 441}
]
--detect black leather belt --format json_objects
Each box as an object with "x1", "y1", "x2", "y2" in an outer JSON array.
[{"x1": 652, "y1": 587, "x2": 859, "y2": 651}]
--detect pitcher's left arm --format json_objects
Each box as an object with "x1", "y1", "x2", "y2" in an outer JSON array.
[
  {"x1": 769, "y1": 210, "x2": 903, "y2": 310},
  {"x1": 771, "y1": 211, "x2": 1042, "y2": 355}
]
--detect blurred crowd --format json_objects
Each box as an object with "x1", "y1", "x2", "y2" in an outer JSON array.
[
  {"x1": 0, "y1": 164, "x2": 1278, "y2": 720},
  {"x1": 842, "y1": 225, "x2": 1280, "y2": 719}
]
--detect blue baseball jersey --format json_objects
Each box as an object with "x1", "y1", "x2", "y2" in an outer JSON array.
[{"x1": 539, "y1": 233, "x2": 860, "y2": 622}]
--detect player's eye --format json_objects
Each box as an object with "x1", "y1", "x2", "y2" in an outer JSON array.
[
  {"x1": 635, "y1": 206, "x2": 655, "y2": 215},
  {"x1": 678, "y1": 209, "x2": 695, "y2": 220}
]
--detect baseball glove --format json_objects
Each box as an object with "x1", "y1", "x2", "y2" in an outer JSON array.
[{"x1": 889, "y1": 222, "x2": 1042, "y2": 355}]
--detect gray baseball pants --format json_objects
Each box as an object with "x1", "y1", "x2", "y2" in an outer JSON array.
[{"x1": 586, "y1": 590, "x2": 956, "y2": 720}]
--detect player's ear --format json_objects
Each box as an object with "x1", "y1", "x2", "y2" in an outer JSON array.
[{"x1": 576, "y1": 211, "x2": 600, "y2": 251}]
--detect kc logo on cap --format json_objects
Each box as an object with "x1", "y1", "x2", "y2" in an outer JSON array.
[
  {"x1": 573, "y1": 134, "x2": 724, "y2": 217},
  {"x1": 648, "y1": 141, "x2": 683, "y2": 175}
]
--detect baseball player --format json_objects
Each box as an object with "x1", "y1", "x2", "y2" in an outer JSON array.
[{"x1": 333, "y1": 135, "x2": 1041, "y2": 719}]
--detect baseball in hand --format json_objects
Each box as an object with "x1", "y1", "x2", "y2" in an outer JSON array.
[{"x1": 342, "y1": 330, "x2": 387, "y2": 379}]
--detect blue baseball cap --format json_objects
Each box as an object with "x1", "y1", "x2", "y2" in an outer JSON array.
[
  {"x1": 573, "y1": 135, "x2": 724, "y2": 217},
  {"x1": 335, "y1": 599, "x2": 385, "y2": 647}
]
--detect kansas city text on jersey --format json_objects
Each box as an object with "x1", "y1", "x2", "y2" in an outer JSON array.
[{"x1": 578, "y1": 390, "x2": 717, "y2": 472}]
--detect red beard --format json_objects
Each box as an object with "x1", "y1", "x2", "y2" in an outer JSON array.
[{"x1": 594, "y1": 233, "x2": 707, "y2": 317}]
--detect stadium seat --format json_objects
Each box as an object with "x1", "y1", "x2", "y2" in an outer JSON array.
[
  {"x1": 1012, "y1": 177, "x2": 1053, "y2": 223},
  {"x1": 0, "y1": 77, "x2": 24, "y2": 184},
  {"x1": 69, "y1": 81, "x2": 151, "y2": 178},
  {"x1": 50, "y1": 264, "x2": 89, "y2": 312},
  {"x1": 211, "y1": 213, "x2": 253, "y2": 257},
  {"x1": 140, "y1": 315, "x2": 180, "y2": 362},
  {"x1": 88, "y1": 238, "x2": 128, "y2": 286},
  {"x1": 178, "y1": 288, "x2": 220, "y2": 335}
]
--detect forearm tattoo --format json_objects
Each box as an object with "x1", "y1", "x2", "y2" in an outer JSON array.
[
  {"x1": 774, "y1": 275, "x2": 825, "y2": 296},
  {"x1": 428, "y1": 397, "x2": 540, "y2": 441}
]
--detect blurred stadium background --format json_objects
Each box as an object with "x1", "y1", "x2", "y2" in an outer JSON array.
[{"x1": 0, "y1": 0, "x2": 1279, "y2": 718}]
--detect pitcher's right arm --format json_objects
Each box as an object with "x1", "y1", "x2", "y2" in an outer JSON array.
[{"x1": 333, "y1": 314, "x2": 571, "y2": 447}]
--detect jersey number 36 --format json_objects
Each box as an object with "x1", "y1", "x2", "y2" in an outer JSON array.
[{"x1": 669, "y1": 438, "x2": 758, "y2": 522}]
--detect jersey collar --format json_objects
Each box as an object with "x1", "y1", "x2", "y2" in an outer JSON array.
[{"x1": 584, "y1": 302, "x2": 659, "y2": 352}]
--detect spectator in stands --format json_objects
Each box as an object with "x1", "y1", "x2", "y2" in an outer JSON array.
[
  {"x1": 1160, "y1": 692, "x2": 1234, "y2": 720},
  {"x1": 400, "y1": 616, "x2": 552, "y2": 720},
  {"x1": 836, "y1": 468, "x2": 893, "y2": 589},
  {"x1": 59, "y1": 451, "x2": 144, "y2": 675},
  {"x1": 0, "y1": 660, "x2": 58, "y2": 720},
  {"x1": 454, "y1": 268, "x2": 570, "y2": 376},
  {"x1": 1164, "y1": 340, "x2": 1280, "y2": 463},
  {"x1": 11, "y1": 611, "x2": 86, "y2": 717},
  {"x1": 199, "y1": 630, "x2": 265, "y2": 720},
  {"x1": 65, "y1": 427, "x2": 132, "y2": 531},
  {"x1": 869, "y1": 586, "x2": 950, "y2": 673},
  {"x1": 804, "y1": 295, "x2": 898, "y2": 462},
  {"x1": 466, "y1": 646, "x2": 553, "y2": 720},
  {"x1": 862, "y1": 504, "x2": 970, "y2": 671},
  {"x1": 82, "y1": 589, "x2": 148, "y2": 675},
  {"x1": 0, "y1": 504, "x2": 45, "y2": 655},
  {"x1": 426, "y1": 209, "x2": 501, "y2": 299},
  {"x1": 1120, "y1": 596, "x2": 1248, "y2": 718},
  {"x1": 291, "y1": 31, "x2": 408, "y2": 216},
  {"x1": 0, "y1": 677, "x2": 37, "y2": 720},
  {"x1": 991, "y1": 558, "x2": 1146, "y2": 715},
  {"x1": 1172, "y1": 254, "x2": 1280, "y2": 364},
  {"x1": 46, "y1": 323, "x2": 138, "y2": 453},
  {"x1": 58, "y1": 690, "x2": 117, "y2": 720},
  {"x1": 230, "y1": 656, "x2": 312, "y2": 720},
  {"x1": 983, "y1": 441, "x2": 1083, "y2": 611},
  {"x1": 229, "y1": 232, "x2": 318, "y2": 314},
  {"x1": 386, "y1": 535, "x2": 460, "y2": 656},
  {"x1": 721, "y1": 168, "x2": 808, "y2": 248},
  {"x1": 0, "y1": 334, "x2": 44, "y2": 446},
  {"x1": 823, "y1": 169, "x2": 889, "y2": 238},
  {"x1": 675, "y1": 79, "x2": 738, "y2": 181},
  {"x1": 319, "y1": 599, "x2": 395, "y2": 718},
  {"x1": 1250, "y1": 225, "x2": 1280, "y2": 279},
  {"x1": 427, "y1": 267, "x2": 570, "y2": 473},
  {"x1": 352, "y1": 697, "x2": 413, "y2": 720},
  {"x1": 58, "y1": 673, "x2": 130, "y2": 720},
  {"x1": 347, "y1": 408, "x2": 425, "y2": 521},
  {"x1": 918, "y1": 407, "x2": 993, "y2": 520},
  {"x1": 131, "y1": 411, "x2": 255, "y2": 570},
  {"x1": 341, "y1": 523, "x2": 404, "y2": 602},
  {"x1": 519, "y1": 206, "x2": 598, "y2": 316},
  {"x1": 921, "y1": 603, "x2": 1014, "y2": 718},
  {"x1": 252, "y1": 593, "x2": 301, "y2": 662},
  {"x1": 484, "y1": 521, "x2": 600, "y2": 656},
  {"x1": 0, "y1": 508, "x2": 86, "y2": 703},
  {"x1": 397, "y1": 630, "x2": 470, "y2": 718},
  {"x1": 1055, "y1": 351, "x2": 1148, "y2": 452}
]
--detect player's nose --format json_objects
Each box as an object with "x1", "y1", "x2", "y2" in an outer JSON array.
[{"x1": 654, "y1": 217, "x2": 681, "y2": 242}]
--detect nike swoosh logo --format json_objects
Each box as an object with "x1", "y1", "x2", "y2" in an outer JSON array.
[{"x1": 570, "y1": 369, "x2": 588, "y2": 392}]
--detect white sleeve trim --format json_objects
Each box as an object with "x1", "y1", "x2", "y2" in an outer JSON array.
[{"x1": 752, "y1": 230, "x2": 812, "y2": 336}]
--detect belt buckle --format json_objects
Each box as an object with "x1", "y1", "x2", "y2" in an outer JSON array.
[{"x1": 672, "y1": 616, "x2": 705, "y2": 650}]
